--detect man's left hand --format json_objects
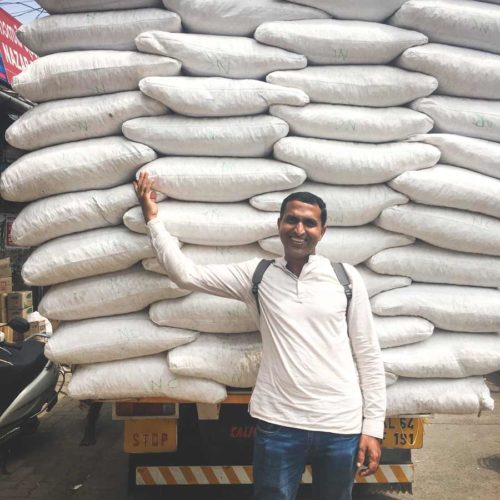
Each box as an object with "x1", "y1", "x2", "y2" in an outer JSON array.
[{"x1": 356, "y1": 434, "x2": 381, "y2": 477}]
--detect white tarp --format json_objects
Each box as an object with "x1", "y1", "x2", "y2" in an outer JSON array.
[
  {"x1": 150, "y1": 292, "x2": 256, "y2": 333},
  {"x1": 267, "y1": 66, "x2": 437, "y2": 107},
  {"x1": 274, "y1": 137, "x2": 440, "y2": 184},
  {"x1": 45, "y1": 312, "x2": 198, "y2": 364},
  {"x1": 124, "y1": 201, "x2": 279, "y2": 246},
  {"x1": 5, "y1": 91, "x2": 167, "y2": 151},
  {"x1": 367, "y1": 241, "x2": 500, "y2": 288},
  {"x1": 376, "y1": 203, "x2": 500, "y2": 256},
  {"x1": 135, "y1": 31, "x2": 306, "y2": 79},
  {"x1": 270, "y1": 104, "x2": 433, "y2": 143},
  {"x1": 168, "y1": 332, "x2": 262, "y2": 387},
  {"x1": 68, "y1": 353, "x2": 227, "y2": 403},
  {"x1": 0, "y1": 137, "x2": 156, "y2": 202},
  {"x1": 139, "y1": 76, "x2": 309, "y2": 117},
  {"x1": 250, "y1": 182, "x2": 408, "y2": 226},
  {"x1": 39, "y1": 265, "x2": 190, "y2": 320},
  {"x1": 371, "y1": 283, "x2": 500, "y2": 332},
  {"x1": 260, "y1": 226, "x2": 414, "y2": 265},
  {"x1": 137, "y1": 157, "x2": 306, "y2": 202},
  {"x1": 22, "y1": 226, "x2": 155, "y2": 286},
  {"x1": 123, "y1": 115, "x2": 289, "y2": 157},
  {"x1": 255, "y1": 20, "x2": 427, "y2": 65}
]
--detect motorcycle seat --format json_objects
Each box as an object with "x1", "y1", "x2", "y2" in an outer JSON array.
[{"x1": 0, "y1": 339, "x2": 48, "y2": 415}]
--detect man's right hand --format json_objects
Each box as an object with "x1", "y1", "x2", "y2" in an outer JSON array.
[{"x1": 134, "y1": 171, "x2": 158, "y2": 223}]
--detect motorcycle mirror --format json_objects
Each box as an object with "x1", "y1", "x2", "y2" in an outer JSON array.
[{"x1": 7, "y1": 317, "x2": 30, "y2": 335}]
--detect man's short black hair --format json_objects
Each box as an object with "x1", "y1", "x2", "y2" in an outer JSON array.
[{"x1": 279, "y1": 192, "x2": 327, "y2": 226}]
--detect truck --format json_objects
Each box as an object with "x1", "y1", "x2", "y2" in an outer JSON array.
[{"x1": 110, "y1": 390, "x2": 424, "y2": 494}]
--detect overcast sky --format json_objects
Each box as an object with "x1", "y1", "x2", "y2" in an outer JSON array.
[{"x1": 0, "y1": 1, "x2": 46, "y2": 24}]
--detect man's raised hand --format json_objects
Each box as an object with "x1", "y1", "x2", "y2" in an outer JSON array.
[{"x1": 133, "y1": 171, "x2": 158, "y2": 223}]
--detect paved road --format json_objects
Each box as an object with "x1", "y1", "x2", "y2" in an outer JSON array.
[{"x1": 1, "y1": 374, "x2": 499, "y2": 500}]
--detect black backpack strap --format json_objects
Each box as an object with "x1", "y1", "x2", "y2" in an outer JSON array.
[
  {"x1": 332, "y1": 262, "x2": 352, "y2": 309},
  {"x1": 252, "y1": 259, "x2": 274, "y2": 314}
]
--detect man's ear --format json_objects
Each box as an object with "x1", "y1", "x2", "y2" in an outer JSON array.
[
  {"x1": 277, "y1": 217, "x2": 282, "y2": 230},
  {"x1": 320, "y1": 224, "x2": 327, "y2": 238}
]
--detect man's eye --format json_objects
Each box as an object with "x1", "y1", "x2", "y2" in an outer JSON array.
[
  {"x1": 286, "y1": 217, "x2": 298, "y2": 223},
  {"x1": 305, "y1": 220, "x2": 317, "y2": 227}
]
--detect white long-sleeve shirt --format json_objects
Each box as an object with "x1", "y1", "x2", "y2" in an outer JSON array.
[{"x1": 148, "y1": 218, "x2": 386, "y2": 438}]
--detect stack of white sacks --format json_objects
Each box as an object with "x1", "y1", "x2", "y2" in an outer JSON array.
[{"x1": 1, "y1": 0, "x2": 499, "y2": 414}]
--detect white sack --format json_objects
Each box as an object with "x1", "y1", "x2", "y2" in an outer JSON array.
[
  {"x1": 37, "y1": 0, "x2": 162, "y2": 13},
  {"x1": 267, "y1": 66, "x2": 437, "y2": 107},
  {"x1": 255, "y1": 20, "x2": 427, "y2": 65},
  {"x1": 68, "y1": 353, "x2": 227, "y2": 403},
  {"x1": 286, "y1": 0, "x2": 406, "y2": 21},
  {"x1": 45, "y1": 312, "x2": 198, "y2": 364},
  {"x1": 13, "y1": 51, "x2": 181, "y2": 103},
  {"x1": 39, "y1": 265, "x2": 190, "y2": 321},
  {"x1": 389, "y1": 165, "x2": 500, "y2": 219},
  {"x1": 138, "y1": 157, "x2": 306, "y2": 202},
  {"x1": 0, "y1": 137, "x2": 156, "y2": 202},
  {"x1": 11, "y1": 184, "x2": 141, "y2": 247},
  {"x1": 139, "y1": 76, "x2": 309, "y2": 117},
  {"x1": 273, "y1": 137, "x2": 440, "y2": 184},
  {"x1": 135, "y1": 31, "x2": 306, "y2": 79},
  {"x1": 123, "y1": 115, "x2": 288, "y2": 157},
  {"x1": 371, "y1": 284, "x2": 500, "y2": 333},
  {"x1": 410, "y1": 97, "x2": 500, "y2": 143},
  {"x1": 124, "y1": 202, "x2": 279, "y2": 246},
  {"x1": 270, "y1": 104, "x2": 433, "y2": 143},
  {"x1": 250, "y1": 182, "x2": 408, "y2": 226},
  {"x1": 143, "y1": 244, "x2": 275, "y2": 276},
  {"x1": 162, "y1": 0, "x2": 328, "y2": 36},
  {"x1": 168, "y1": 333, "x2": 262, "y2": 388},
  {"x1": 259, "y1": 226, "x2": 414, "y2": 265},
  {"x1": 385, "y1": 373, "x2": 398, "y2": 387},
  {"x1": 382, "y1": 332, "x2": 500, "y2": 379},
  {"x1": 389, "y1": 0, "x2": 500, "y2": 55},
  {"x1": 373, "y1": 316, "x2": 434, "y2": 349},
  {"x1": 150, "y1": 293, "x2": 256, "y2": 333},
  {"x1": 376, "y1": 203, "x2": 500, "y2": 256},
  {"x1": 5, "y1": 91, "x2": 166, "y2": 151},
  {"x1": 408, "y1": 134, "x2": 500, "y2": 179},
  {"x1": 367, "y1": 242, "x2": 500, "y2": 288},
  {"x1": 22, "y1": 226, "x2": 155, "y2": 286},
  {"x1": 17, "y1": 9, "x2": 181, "y2": 55},
  {"x1": 386, "y1": 377, "x2": 494, "y2": 416},
  {"x1": 356, "y1": 266, "x2": 410, "y2": 298},
  {"x1": 397, "y1": 43, "x2": 500, "y2": 100}
]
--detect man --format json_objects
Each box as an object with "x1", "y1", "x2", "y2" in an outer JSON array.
[{"x1": 135, "y1": 172, "x2": 386, "y2": 500}]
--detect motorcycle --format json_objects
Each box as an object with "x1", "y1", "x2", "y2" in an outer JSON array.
[{"x1": 0, "y1": 317, "x2": 62, "y2": 470}]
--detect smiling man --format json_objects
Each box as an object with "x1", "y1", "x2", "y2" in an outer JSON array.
[{"x1": 135, "y1": 174, "x2": 386, "y2": 500}]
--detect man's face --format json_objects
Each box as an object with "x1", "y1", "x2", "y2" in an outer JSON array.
[{"x1": 278, "y1": 200, "x2": 327, "y2": 261}]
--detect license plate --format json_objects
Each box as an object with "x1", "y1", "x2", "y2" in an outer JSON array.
[
  {"x1": 382, "y1": 417, "x2": 424, "y2": 449},
  {"x1": 124, "y1": 418, "x2": 177, "y2": 453}
]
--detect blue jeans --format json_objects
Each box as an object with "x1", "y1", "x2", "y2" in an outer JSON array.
[{"x1": 252, "y1": 420, "x2": 360, "y2": 500}]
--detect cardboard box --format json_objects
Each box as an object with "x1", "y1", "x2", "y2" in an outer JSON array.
[
  {"x1": 7, "y1": 291, "x2": 33, "y2": 310},
  {"x1": 7, "y1": 306, "x2": 33, "y2": 322},
  {"x1": 0, "y1": 293, "x2": 7, "y2": 323},
  {"x1": 28, "y1": 320, "x2": 46, "y2": 336},
  {"x1": 0, "y1": 277, "x2": 12, "y2": 293},
  {"x1": 0, "y1": 323, "x2": 23, "y2": 344},
  {"x1": 0, "y1": 258, "x2": 11, "y2": 278}
]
